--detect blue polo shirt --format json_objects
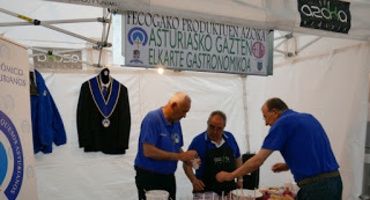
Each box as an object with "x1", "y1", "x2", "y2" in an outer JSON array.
[
  {"x1": 262, "y1": 109, "x2": 339, "y2": 182},
  {"x1": 134, "y1": 108, "x2": 184, "y2": 174},
  {"x1": 188, "y1": 131, "x2": 241, "y2": 178}
]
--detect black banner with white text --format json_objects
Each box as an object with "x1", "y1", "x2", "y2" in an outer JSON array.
[{"x1": 298, "y1": 0, "x2": 351, "y2": 34}]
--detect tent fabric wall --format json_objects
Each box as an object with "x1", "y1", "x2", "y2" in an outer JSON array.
[
  {"x1": 36, "y1": 69, "x2": 247, "y2": 200},
  {"x1": 34, "y1": 39, "x2": 370, "y2": 200}
]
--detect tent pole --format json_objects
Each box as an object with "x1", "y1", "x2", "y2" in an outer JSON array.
[
  {"x1": 0, "y1": 7, "x2": 110, "y2": 46},
  {"x1": 241, "y1": 76, "x2": 251, "y2": 153},
  {"x1": 97, "y1": 9, "x2": 112, "y2": 67},
  {"x1": 274, "y1": 49, "x2": 289, "y2": 57},
  {"x1": 274, "y1": 32, "x2": 293, "y2": 41},
  {"x1": 274, "y1": 33, "x2": 294, "y2": 51},
  {"x1": 274, "y1": 38, "x2": 288, "y2": 50},
  {"x1": 296, "y1": 37, "x2": 322, "y2": 55},
  {"x1": 0, "y1": 18, "x2": 109, "y2": 27}
]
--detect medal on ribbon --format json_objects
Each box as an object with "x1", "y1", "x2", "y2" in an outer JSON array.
[{"x1": 89, "y1": 77, "x2": 120, "y2": 128}]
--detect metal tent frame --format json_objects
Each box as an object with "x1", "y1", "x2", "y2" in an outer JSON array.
[{"x1": 0, "y1": 7, "x2": 113, "y2": 68}]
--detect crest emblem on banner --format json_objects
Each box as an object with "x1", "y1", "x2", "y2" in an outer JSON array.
[
  {"x1": 252, "y1": 42, "x2": 266, "y2": 59},
  {"x1": 0, "y1": 142, "x2": 7, "y2": 186},
  {"x1": 127, "y1": 27, "x2": 148, "y2": 64},
  {"x1": 0, "y1": 111, "x2": 24, "y2": 200}
]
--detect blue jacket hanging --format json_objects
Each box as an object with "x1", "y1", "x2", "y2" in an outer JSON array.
[{"x1": 30, "y1": 70, "x2": 67, "y2": 154}]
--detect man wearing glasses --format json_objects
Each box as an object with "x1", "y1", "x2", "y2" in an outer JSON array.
[
  {"x1": 216, "y1": 98, "x2": 342, "y2": 200},
  {"x1": 183, "y1": 110, "x2": 243, "y2": 196}
]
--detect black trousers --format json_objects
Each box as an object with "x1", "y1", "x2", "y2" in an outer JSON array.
[{"x1": 135, "y1": 166, "x2": 176, "y2": 200}]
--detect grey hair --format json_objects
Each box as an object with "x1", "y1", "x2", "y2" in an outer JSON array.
[
  {"x1": 207, "y1": 110, "x2": 227, "y2": 126},
  {"x1": 169, "y1": 92, "x2": 191, "y2": 105}
]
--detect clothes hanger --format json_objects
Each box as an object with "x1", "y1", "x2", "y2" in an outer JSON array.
[
  {"x1": 29, "y1": 64, "x2": 38, "y2": 96},
  {"x1": 29, "y1": 63, "x2": 35, "y2": 72},
  {"x1": 99, "y1": 67, "x2": 110, "y2": 85}
]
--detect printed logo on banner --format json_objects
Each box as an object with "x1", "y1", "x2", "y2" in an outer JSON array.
[
  {"x1": 298, "y1": 0, "x2": 351, "y2": 34},
  {"x1": 252, "y1": 42, "x2": 265, "y2": 71},
  {"x1": 252, "y1": 42, "x2": 265, "y2": 59},
  {"x1": 0, "y1": 111, "x2": 24, "y2": 200},
  {"x1": 257, "y1": 62, "x2": 263, "y2": 71},
  {"x1": 32, "y1": 47, "x2": 82, "y2": 70},
  {"x1": 127, "y1": 27, "x2": 148, "y2": 64},
  {"x1": 0, "y1": 142, "x2": 7, "y2": 186}
]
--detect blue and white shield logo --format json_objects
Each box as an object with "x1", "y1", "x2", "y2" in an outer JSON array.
[{"x1": 0, "y1": 111, "x2": 24, "y2": 200}]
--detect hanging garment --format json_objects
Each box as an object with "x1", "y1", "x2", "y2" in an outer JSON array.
[
  {"x1": 30, "y1": 70, "x2": 67, "y2": 154},
  {"x1": 29, "y1": 71, "x2": 38, "y2": 96},
  {"x1": 76, "y1": 75, "x2": 131, "y2": 154}
]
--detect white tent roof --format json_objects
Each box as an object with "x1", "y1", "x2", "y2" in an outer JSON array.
[{"x1": 46, "y1": 0, "x2": 370, "y2": 41}]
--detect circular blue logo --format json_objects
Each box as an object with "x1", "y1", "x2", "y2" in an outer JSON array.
[
  {"x1": 0, "y1": 141, "x2": 7, "y2": 185},
  {"x1": 0, "y1": 111, "x2": 24, "y2": 200},
  {"x1": 127, "y1": 27, "x2": 148, "y2": 46}
]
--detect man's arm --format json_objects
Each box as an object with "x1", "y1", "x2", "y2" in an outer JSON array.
[
  {"x1": 271, "y1": 162, "x2": 289, "y2": 172},
  {"x1": 183, "y1": 162, "x2": 205, "y2": 192},
  {"x1": 143, "y1": 143, "x2": 197, "y2": 161},
  {"x1": 235, "y1": 157, "x2": 243, "y2": 188},
  {"x1": 216, "y1": 148, "x2": 273, "y2": 182}
]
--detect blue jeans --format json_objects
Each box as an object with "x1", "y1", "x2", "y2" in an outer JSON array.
[{"x1": 297, "y1": 176, "x2": 342, "y2": 200}]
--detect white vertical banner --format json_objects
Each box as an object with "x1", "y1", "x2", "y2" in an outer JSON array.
[{"x1": 0, "y1": 37, "x2": 38, "y2": 200}]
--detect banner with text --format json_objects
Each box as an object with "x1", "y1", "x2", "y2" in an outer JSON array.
[
  {"x1": 0, "y1": 37, "x2": 38, "y2": 200},
  {"x1": 32, "y1": 47, "x2": 82, "y2": 70},
  {"x1": 123, "y1": 11, "x2": 273, "y2": 75},
  {"x1": 298, "y1": 0, "x2": 351, "y2": 34}
]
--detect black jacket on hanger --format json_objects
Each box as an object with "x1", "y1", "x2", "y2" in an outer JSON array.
[{"x1": 76, "y1": 74, "x2": 131, "y2": 154}]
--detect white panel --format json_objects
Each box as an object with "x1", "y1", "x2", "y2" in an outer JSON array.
[{"x1": 0, "y1": 37, "x2": 38, "y2": 200}]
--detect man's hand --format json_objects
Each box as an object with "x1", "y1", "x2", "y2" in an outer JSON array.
[
  {"x1": 216, "y1": 171, "x2": 234, "y2": 182},
  {"x1": 271, "y1": 162, "x2": 289, "y2": 173},
  {"x1": 191, "y1": 178, "x2": 205, "y2": 192},
  {"x1": 178, "y1": 150, "x2": 197, "y2": 162},
  {"x1": 236, "y1": 179, "x2": 243, "y2": 189}
]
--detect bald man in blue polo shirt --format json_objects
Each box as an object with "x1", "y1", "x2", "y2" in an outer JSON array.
[
  {"x1": 134, "y1": 92, "x2": 198, "y2": 200},
  {"x1": 216, "y1": 97, "x2": 342, "y2": 200}
]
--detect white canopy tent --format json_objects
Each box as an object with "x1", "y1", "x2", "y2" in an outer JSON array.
[
  {"x1": 46, "y1": 0, "x2": 370, "y2": 41},
  {"x1": 0, "y1": 0, "x2": 369, "y2": 199}
]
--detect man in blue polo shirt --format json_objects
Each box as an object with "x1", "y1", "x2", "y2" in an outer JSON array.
[
  {"x1": 183, "y1": 110, "x2": 243, "y2": 196},
  {"x1": 134, "y1": 92, "x2": 198, "y2": 200},
  {"x1": 216, "y1": 97, "x2": 342, "y2": 200}
]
